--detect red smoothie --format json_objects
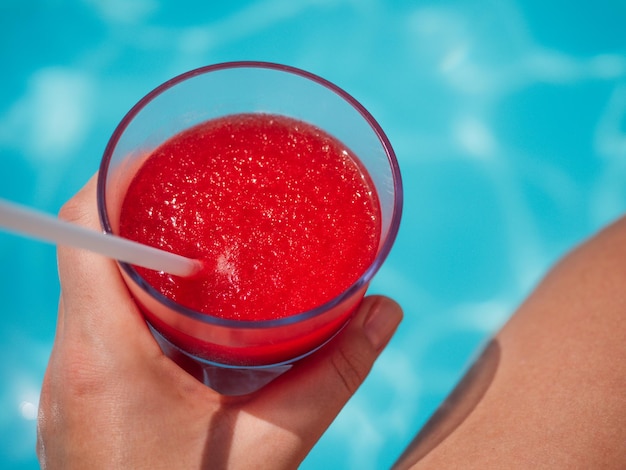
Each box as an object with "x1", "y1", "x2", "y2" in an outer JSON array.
[{"x1": 119, "y1": 113, "x2": 381, "y2": 364}]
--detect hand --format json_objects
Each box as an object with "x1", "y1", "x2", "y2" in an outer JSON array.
[{"x1": 36, "y1": 175, "x2": 403, "y2": 469}]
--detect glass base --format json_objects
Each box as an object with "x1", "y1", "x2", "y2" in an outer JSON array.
[{"x1": 148, "y1": 324, "x2": 293, "y2": 396}]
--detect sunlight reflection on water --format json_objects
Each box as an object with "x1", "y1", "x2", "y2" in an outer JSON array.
[{"x1": 1, "y1": 1, "x2": 625, "y2": 468}]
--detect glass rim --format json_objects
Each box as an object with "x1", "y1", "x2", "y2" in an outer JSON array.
[{"x1": 97, "y1": 60, "x2": 403, "y2": 329}]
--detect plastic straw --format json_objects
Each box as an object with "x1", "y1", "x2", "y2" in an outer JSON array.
[{"x1": 0, "y1": 198, "x2": 202, "y2": 277}]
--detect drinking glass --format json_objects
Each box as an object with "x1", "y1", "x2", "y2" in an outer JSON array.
[{"x1": 97, "y1": 61, "x2": 403, "y2": 395}]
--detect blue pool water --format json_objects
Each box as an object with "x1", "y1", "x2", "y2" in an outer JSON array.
[{"x1": 1, "y1": 1, "x2": 625, "y2": 468}]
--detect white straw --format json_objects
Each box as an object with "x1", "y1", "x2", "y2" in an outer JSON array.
[{"x1": 0, "y1": 198, "x2": 202, "y2": 277}]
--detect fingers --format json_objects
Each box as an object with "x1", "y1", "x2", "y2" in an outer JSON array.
[
  {"x1": 56, "y1": 175, "x2": 155, "y2": 354},
  {"x1": 326, "y1": 296, "x2": 404, "y2": 396},
  {"x1": 245, "y1": 295, "x2": 403, "y2": 461}
]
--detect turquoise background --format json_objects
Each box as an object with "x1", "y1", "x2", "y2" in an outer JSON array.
[{"x1": 1, "y1": 1, "x2": 626, "y2": 468}]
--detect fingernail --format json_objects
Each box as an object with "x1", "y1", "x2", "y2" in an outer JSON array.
[{"x1": 364, "y1": 298, "x2": 402, "y2": 350}]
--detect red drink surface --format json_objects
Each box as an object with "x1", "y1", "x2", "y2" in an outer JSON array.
[{"x1": 119, "y1": 113, "x2": 381, "y2": 364}]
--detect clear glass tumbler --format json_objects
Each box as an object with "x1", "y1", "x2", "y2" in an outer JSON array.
[{"x1": 97, "y1": 62, "x2": 403, "y2": 395}]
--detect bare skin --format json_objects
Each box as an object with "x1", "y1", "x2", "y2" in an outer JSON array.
[
  {"x1": 394, "y1": 215, "x2": 626, "y2": 468},
  {"x1": 39, "y1": 176, "x2": 626, "y2": 469},
  {"x1": 36, "y1": 176, "x2": 403, "y2": 470}
]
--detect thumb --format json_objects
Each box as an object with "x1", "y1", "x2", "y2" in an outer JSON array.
[
  {"x1": 315, "y1": 295, "x2": 404, "y2": 395},
  {"x1": 245, "y1": 295, "x2": 403, "y2": 455}
]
